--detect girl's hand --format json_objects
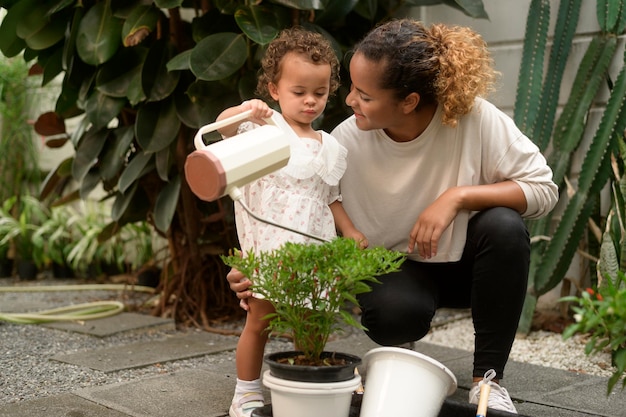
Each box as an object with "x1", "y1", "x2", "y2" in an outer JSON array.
[
  {"x1": 408, "y1": 188, "x2": 462, "y2": 259},
  {"x1": 240, "y1": 99, "x2": 273, "y2": 125},
  {"x1": 342, "y1": 229, "x2": 369, "y2": 249},
  {"x1": 226, "y1": 267, "x2": 253, "y2": 311}
]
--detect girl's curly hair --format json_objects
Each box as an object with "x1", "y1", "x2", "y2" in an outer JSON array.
[
  {"x1": 354, "y1": 19, "x2": 499, "y2": 127},
  {"x1": 256, "y1": 27, "x2": 340, "y2": 102}
]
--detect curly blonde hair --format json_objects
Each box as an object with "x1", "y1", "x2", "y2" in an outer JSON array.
[
  {"x1": 354, "y1": 19, "x2": 498, "y2": 127},
  {"x1": 256, "y1": 27, "x2": 340, "y2": 102}
]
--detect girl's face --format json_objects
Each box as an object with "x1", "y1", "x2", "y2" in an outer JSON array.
[
  {"x1": 269, "y1": 52, "x2": 331, "y2": 131},
  {"x1": 345, "y1": 52, "x2": 405, "y2": 133}
]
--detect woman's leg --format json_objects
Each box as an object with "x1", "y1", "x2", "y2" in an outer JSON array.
[
  {"x1": 358, "y1": 260, "x2": 439, "y2": 346},
  {"x1": 463, "y1": 207, "x2": 529, "y2": 380}
]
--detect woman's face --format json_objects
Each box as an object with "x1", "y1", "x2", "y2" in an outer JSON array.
[{"x1": 345, "y1": 52, "x2": 403, "y2": 132}]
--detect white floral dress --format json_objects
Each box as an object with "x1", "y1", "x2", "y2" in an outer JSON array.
[{"x1": 234, "y1": 113, "x2": 347, "y2": 256}]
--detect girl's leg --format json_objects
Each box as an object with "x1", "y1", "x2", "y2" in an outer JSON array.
[
  {"x1": 462, "y1": 207, "x2": 529, "y2": 380},
  {"x1": 236, "y1": 297, "x2": 275, "y2": 380}
]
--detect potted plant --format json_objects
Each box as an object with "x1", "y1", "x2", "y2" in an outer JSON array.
[
  {"x1": 221, "y1": 237, "x2": 405, "y2": 417},
  {"x1": 0, "y1": 196, "x2": 49, "y2": 280}
]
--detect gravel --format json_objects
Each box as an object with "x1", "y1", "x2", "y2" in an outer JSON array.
[{"x1": 0, "y1": 277, "x2": 614, "y2": 405}]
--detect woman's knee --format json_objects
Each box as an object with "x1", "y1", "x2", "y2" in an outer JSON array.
[{"x1": 472, "y1": 207, "x2": 529, "y2": 249}]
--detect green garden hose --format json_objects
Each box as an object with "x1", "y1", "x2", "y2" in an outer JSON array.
[{"x1": 0, "y1": 284, "x2": 156, "y2": 324}]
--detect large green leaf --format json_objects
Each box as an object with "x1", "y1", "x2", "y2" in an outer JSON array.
[
  {"x1": 118, "y1": 152, "x2": 153, "y2": 193},
  {"x1": 135, "y1": 98, "x2": 181, "y2": 152},
  {"x1": 315, "y1": 0, "x2": 358, "y2": 25},
  {"x1": 235, "y1": 5, "x2": 285, "y2": 45},
  {"x1": 96, "y1": 46, "x2": 148, "y2": 98},
  {"x1": 72, "y1": 128, "x2": 109, "y2": 182},
  {"x1": 189, "y1": 32, "x2": 247, "y2": 81},
  {"x1": 174, "y1": 78, "x2": 240, "y2": 129},
  {"x1": 155, "y1": 0, "x2": 184, "y2": 8},
  {"x1": 154, "y1": 175, "x2": 181, "y2": 233},
  {"x1": 443, "y1": 0, "x2": 489, "y2": 19},
  {"x1": 0, "y1": 0, "x2": 35, "y2": 57},
  {"x1": 142, "y1": 39, "x2": 181, "y2": 102},
  {"x1": 121, "y1": 4, "x2": 160, "y2": 47},
  {"x1": 111, "y1": 183, "x2": 138, "y2": 221},
  {"x1": 84, "y1": 90, "x2": 126, "y2": 130},
  {"x1": 166, "y1": 49, "x2": 192, "y2": 71},
  {"x1": 76, "y1": 1, "x2": 123, "y2": 66},
  {"x1": 100, "y1": 126, "x2": 135, "y2": 181},
  {"x1": 270, "y1": 0, "x2": 323, "y2": 10},
  {"x1": 155, "y1": 146, "x2": 171, "y2": 181}
]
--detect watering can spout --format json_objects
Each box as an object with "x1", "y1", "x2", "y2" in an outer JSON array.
[{"x1": 184, "y1": 110, "x2": 291, "y2": 202}]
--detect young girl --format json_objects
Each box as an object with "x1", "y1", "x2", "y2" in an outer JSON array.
[{"x1": 216, "y1": 28, "x2": 366, "y2": 417}]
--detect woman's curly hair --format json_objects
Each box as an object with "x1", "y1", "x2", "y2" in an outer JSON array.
[
  {"x1": 354, "y1": 19, "x2": 498, "y2": 127},
  {"x1": 256, "y1": 27, "x2": 340, "y2": 102}
]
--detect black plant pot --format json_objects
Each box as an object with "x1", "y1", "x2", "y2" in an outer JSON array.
[
  {"x1": 52, "y1": 262, "x2": 75, "y2": 279},
  {"x1": 264, "y1": 351, "x2": 361, "y2": 383},
  {"x1": 17, "y1": 260, "x2": 38, "y2": 280},
  {"x1": 0, "y1": 258, "x2": 14, "y2": 278}
]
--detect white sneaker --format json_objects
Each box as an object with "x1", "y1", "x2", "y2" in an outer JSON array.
[
  {"x1": 229, "y1": 392, "x2": 265, "y2": 417},
  {"x1": 468, "y1": 369, "x2": 518, "y2": 414}
]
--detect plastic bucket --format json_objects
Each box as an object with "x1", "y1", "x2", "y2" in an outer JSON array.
[
  {"x1": 263, "y1": 369, "x2": 361, "y2": 417},
  {"x1": 359, "y1": 347, "x2": 457, "y2": 417}
]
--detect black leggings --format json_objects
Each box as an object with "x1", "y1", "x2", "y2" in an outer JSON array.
[{"x1": 358, "y1": 207, "x2": 529, "y2": 379}]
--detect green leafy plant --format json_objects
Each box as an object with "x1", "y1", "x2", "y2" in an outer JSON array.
[
  {"x1": 0, "y1": 195, "x2": 50, "y2": 269},
  {"x1": 561, "y1": 274, "x2": 626, "y2": 394},
  {"x1": 221, "y1": 238, "x2": 405, "y2": 364}
]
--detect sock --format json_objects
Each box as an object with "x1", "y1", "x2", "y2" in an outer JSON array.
[{"x1": 233, "y1": 378, "x2": 263, "y2": 403}]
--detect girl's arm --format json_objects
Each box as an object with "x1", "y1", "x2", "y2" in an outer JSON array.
[
  {"x1": 330, "y1": 200, "x2": 368, "y2": 248},
  {"x1": 215, "y1": 99, "x2": 273, "y2": 137}
]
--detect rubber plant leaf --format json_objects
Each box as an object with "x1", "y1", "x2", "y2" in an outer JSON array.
[
  {"x1": 154, "y1": 0, "x2": 183, "y2": 8},
  {"x1": 80, "y1": 168, "x2": 102, "y2": 200},
  {"x1": 142, "y1": 39, "x2": 180, "y2": 102},
  {"x1": 353, "y1": 0, "x2": 376, "y2": 20},
  {"x1": 72, "y1": 127, "x2": 109, "y2": 182},
  {"x1": 117, "y1": 152, "x2": 154, "y2": 194},
  {"x1": 84, "y1": 89, "x2": 126, "y2": 130},
  {"x1": 174, "y1": 78, "x2": 238, "y2": 129},
  {"x1": 40, "y1": 157, "x2": 73, "y2": 200},
  {"x1": 0, "y1": 0, "x2": 34, "y2": 57},
  {"x1": 135, "y1": 98, "x2": 180, "y2": 153},
  {"x1": 62, "y1": 5, "x2": 83, "y2": 72},
  {"x1": 442, "y1": 0, "x2": 489, "y2": 19},
  {"x1": 76, "y1": 1, "x2": 123, "y2": 66},
  {"x1": 154, "y1": 175, "x2": 181, "y2": 233},
  {"x1": 166, "y1": 49, "x2": 191, "y2": 72},
  {"x1": 121, "y1": 4, "x2": 160, "y2": 47},
  {"x1": 99, "y1": 126, "x2": 135, "y2": 181},
  {"x1": 39, "y1": 44, "x2": 64, "y2": 86},
  {"x1": 189, "y1": 32, "x2": 247, "y2": 81},
  {"x1": 111, "y1": 183, "x2": 138, "y2": 222},
  {"x1": 235, "y1": 4, "x2": 284, "y2": 45},
  {"x1": 155, "y1": 146, "x2": 170, "y2": 182},
  {"x1": 96, "y1": 46, "x2": 148, "y2": 98},
  {"x1": 271, "y1": 0, "x2": 323, "y2": 9}
]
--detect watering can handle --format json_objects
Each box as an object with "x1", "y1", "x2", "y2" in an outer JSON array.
[{"x1": 194, "y1": 109, "x2": 279, "y2": 150}]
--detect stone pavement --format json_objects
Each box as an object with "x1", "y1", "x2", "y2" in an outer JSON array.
[{"x1": 0, "y1": 309, "x2": 625, "y2": 416}]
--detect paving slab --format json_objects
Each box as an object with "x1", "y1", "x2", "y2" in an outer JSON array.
[
  {"x1": 51, "y1": 332, "x2": 238, "y2": 372},
  {"x1": 75, "y1": 369, "x2": 235, "y2": 417},
  {"x1": 43, "y1": 312, "x2": 175, "y2": 337},
  {"x1": 0, "y1": 393, "x2": 130, "y2": 417}
]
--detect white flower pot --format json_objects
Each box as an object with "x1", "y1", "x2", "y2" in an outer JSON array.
[
  {"x1": 263, "y1": 369, "x2": 361, "y2": 417},
  {"x1": 359, "y1": 347, "x2": 457, "y2": 417}
]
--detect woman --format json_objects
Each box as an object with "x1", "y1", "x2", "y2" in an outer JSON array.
[{"x1": 228, "y1": 19, "x2": 558, "y2": 413}]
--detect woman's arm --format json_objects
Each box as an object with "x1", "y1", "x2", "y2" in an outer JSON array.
[{"x1": 408, "y1": 181, "x2": 526, "y2": 259}]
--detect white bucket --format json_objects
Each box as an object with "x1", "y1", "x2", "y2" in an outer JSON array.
[
  {"x1": 359, "y1": 347, "x2": 457, "y2": 417},
  {"x1": 263, "y1": 369, "x2": 361, "y2": 417}
]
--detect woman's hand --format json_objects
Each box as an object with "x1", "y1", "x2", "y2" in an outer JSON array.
[
  {"x1": 226, "y1": 268, "x2": 254, "y2": 311},
  {"x1": 408, "y1": 188, "x2": 462, "y2": 259}
]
